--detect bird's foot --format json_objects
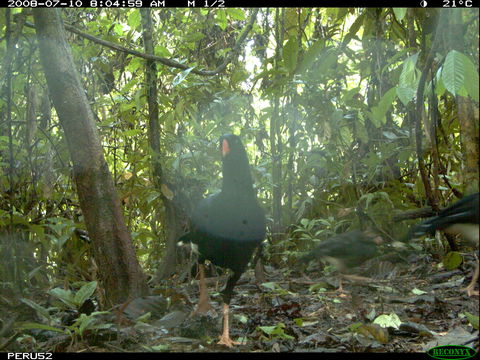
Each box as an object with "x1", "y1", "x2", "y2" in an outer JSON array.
[
  {"x1": 217, "y1": 334, "x2": 240, "y2": 348},
  {"x1": 335, "y1": 278, "x2": 349, "y2": 295},
  {"x1": 462, "y1": 259, "x2": 479, "y2": 297},
  {"x1": 336, "y1": 286, "x2": 349, "y2": 296},
  {"x1": 462, "y1": 255, "x2": 480, "y2": 296},
  {"x1": 462, "y1": 284, "x2": 479, "y2": 297}
]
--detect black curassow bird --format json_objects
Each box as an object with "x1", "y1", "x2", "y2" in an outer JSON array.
[
  {"x1": 406, "y1": 193, "x2": 479, "y2": 296},
  {"x1": 299, "y1": 230, "x2": 383, "y2": 292},
  {"x1": 179, "y1": 134, "x2": 266, "y2": 347}
]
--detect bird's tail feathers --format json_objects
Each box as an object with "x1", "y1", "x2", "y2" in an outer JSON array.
[
  {"x1": 177, "y1": 233, "x2": 197, "y2": 246},
  {"x1": 177, "y1": 233, "x2": 190, "y2": 246},
  {"x1": 403, "y1": 222, "x2": 435, "y2": 242},
  {"x1": 299, "y1": 253, "x2": 314, "y2": 264},
  {"x1": 177, "y1": 234, "x2": 199, "y2": 254}
]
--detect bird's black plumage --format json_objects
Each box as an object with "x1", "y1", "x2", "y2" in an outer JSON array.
[
  {"x1": 179, "y1": 133, "x2": 266, "y2": 302},
  {"x1": 405, "y1": 193, "x2": 479, "y2": 296},
  {"x1": 406, "y1": 193, "x2": 479, "y2": 246},
  {"x1": 300, "y1": 230, "x2": 381, "y2": 272}
]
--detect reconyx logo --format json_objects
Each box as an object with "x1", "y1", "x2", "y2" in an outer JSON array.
[{"x1": 427, "y1": 345, "x2": 477, "y2": 360}]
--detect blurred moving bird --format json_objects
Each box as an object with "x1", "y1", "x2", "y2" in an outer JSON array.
[
  {"x1": 178, "y1": 134, "x2": 266, "y2": 347},
  {"x1": 299, "y1": 230, "x2": 383, "y2": 292},
  {"x1": 406, "y1": 193, "x2": 479, "y2": 296}
]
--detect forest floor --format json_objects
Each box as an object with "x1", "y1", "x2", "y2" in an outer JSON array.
[{"x1": 5, "y1": 253, "x2": 479, "y2": 353}]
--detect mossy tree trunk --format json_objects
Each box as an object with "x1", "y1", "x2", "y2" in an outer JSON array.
[{"x1": 33, "y1": 9, "x2": 149, "y2": 305}]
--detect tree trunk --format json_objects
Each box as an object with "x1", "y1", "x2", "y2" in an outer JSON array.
[
  {"x1": 33, "y1": 9, "x2": 148, "y2": 306},
  {"x1": 448, "y1": 11, "x2": 479, "y2": 193},
  {"x1": 270, "y1": 98, "x2": 283, "y2": 242},
  {"x1": 270, "y1": 9, "x2": 284, "y2": 243},
  {"x1": 457, "y1": 98, "x2": 479, "y2": 193},
  {"x1": 140, "y1": 9, "x2": 181, "y2": 280}
]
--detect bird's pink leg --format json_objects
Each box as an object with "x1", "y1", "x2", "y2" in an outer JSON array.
[
  {"x1": 217, "y1": 303, "x2": 240, "y2": 347},
  {"x1": 194, "y1": 264, "x2": 214, "y2": 314},
  {"x1": 337, "y1": 277, "x2": 346, "y2": 293},
  {"x1": 463, "y1": 258, "x2": 479, "y2": 297}
]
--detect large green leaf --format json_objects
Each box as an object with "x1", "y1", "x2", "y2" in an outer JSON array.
[
  {"x1": 397, "y1": 53, "x2": 419, "y2": 105},
  {"x1": 285, "y1": 9, "x2": 300, "y2": 38},
  {"x1": 127, "y1": 11, "x2": 141, "y2": 29},
  {"x1": 393, "y1": 8, "x2": 407, "y2": 21},
  {"x1": 74, "y1": 281, "x2": 97, "y2": 307},
  {"x1": 339, "y1": 124, "x2": 352, "y2": 144},
  {"x1": 49, "y1": 288, "x2": 76, "y2": 309},
  {"x1": 215, "y1": 10, "x2": 227, "y2": 30},
  {"x1": 298, "y1": 40, "x2": 324, "y2": 74},
  {"x1": 370, "y1": 87, "x2": 397, "y2": 127},
  {"x1": 462, "y1": 53, "x2": 480, "y2": 101},
  {"x1": 343, "y1": 13, "x2": 365, "y2": 45},
  {"x1": 442, "y1": 50, "x2": 465, "y2": 96},
  {"x1": 18, "y1": 322, "x2": 65, "y2": 333},
  {"x1": 20, "y1": 298, "x2": 52, "y2": 321},
  {"x1": 378, "y1": 86, "x2": 397, "y2": 113},
  {"x1": 434, "y1": 67, "x2": 447, "y2": 97},
  {"x1": 226, "y1": 8, "x2": 245, "y2": 20},
  {"x1": 283, "y1": 37, "x2": 299, "y2": 74},
  {"x1": 396, "y1": 86, "x2": 416, "y2": 107},
  {"x1": 356, "y1": 114, "x2": 369, "y2": 143},
  {"x1": 317, "y1": 48, "x2": 338, "y2": 75}
]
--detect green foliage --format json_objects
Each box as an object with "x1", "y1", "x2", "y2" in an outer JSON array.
[
  {"x1": 397, "y1": 53, "x2": 419, "y2": 105},
  {"x1": 142, "y1": 344, "x2": 171, "y2": 351},
  {"x1": 393, "y1": 8, "x2": 407, "y2": 21},
  {"x1": 257, "y1": 322, "x2": 295, "y2": 341},
  {"x1": 18, "y1": 282, "x2": 110, "y2": 344},
  {"x1": 172, "y1": 67, "x2": 195, "y2": 87},
  {"x1": 442, "y1": 50, "x2": 479, "y2": 101},
  {"x1": 373, "y1": 313, "x2": 402, "y2": 329},
  {"x1": 463, "y1": 312, "x2": 479, "y2": 330},
  {"x1": 226, "y1": 8, "x2": 246, "y2": 21},
  {"x1": 18, "y1": 310, "x2": 114, "y2": 341},
  {"x1": 298, "y1": 40, "x2": 325, "y2": 74},
  {"x1": 293, "y1": 218, "x2": 347, "y2": 243},
  {"x1": 283, "y1": 36, "x2": 299, "y2": 74},
  {"x1": 17, "y1": 322, "x2": 66, "y2": 335},
  {"x1": 261, "y1": 282, "x2": 294, "y2": 296},
  {"x1": 369, "y1": 87, "x2": 397, "y2": 127},
  {"x1": 49, "y1": 281, "x2": 97, "y2": 310},
  {"x1": 20, "y1": 298, "x2": 57, "y2": 324},
  {"x1": 67, "y1": 312, "x2": 113, "y2": 339},
  {"x1": 308, "y1": 283, "x2": 328, "y2": 294},
  {"x1": 44, "y1": 217, "x2": 77, "y2": 250},
  {"x1": 442, "y1": 251, "x2": 463, "y2": 271}
]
